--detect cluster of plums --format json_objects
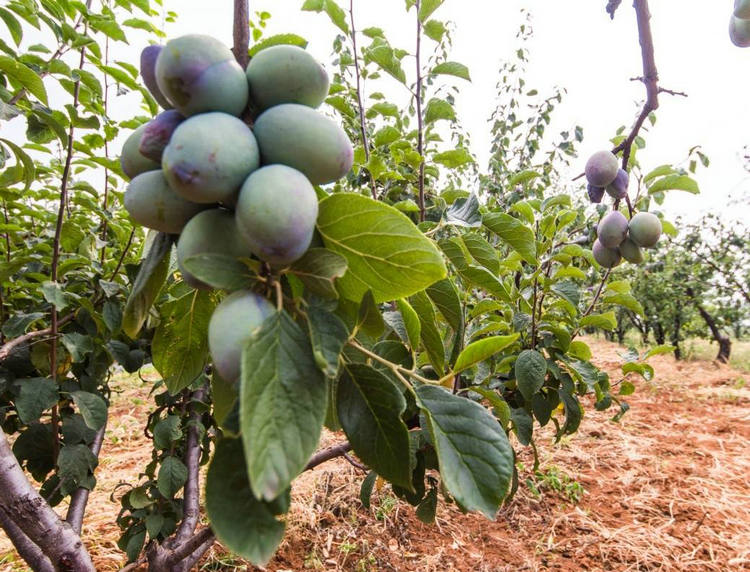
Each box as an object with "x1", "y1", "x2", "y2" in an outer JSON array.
[
  {"x1": 584, "y1": 150, "x2": 662, "y2": 269},
  {"x1": 730, "y1": 0, "x2": 750, "y2": 47},
  {"x1": 120, "y1": 34, "x2": 354, "y2": 383}
]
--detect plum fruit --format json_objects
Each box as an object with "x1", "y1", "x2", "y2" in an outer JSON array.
[
  {"x1": 176, "y1": 208, "x2": 253, "y2": 289},
  {"x1": 120, "y1": 124, "x2": 161, "y2": 179},
  {"x1": 606, "y1": 168, "x2": 629, "y2": 199},
  {"x1": 162, "y1": 112, "x2": 260, "y2": 204},
  {"x1": 140, "y1": 45, "x2": 173, "y2": 110},
  {"x1": 246, "y1": 45, "x2": 330, "y2": 111},
  {"x1": 253, "y1": 103, "x2": 353, "y2": 185},
  {"x1": 593, "y1": 239, "x2": 622, "y2": 268},
  {"x1": 730, "y1": 15, "x2": 750, "y2": 47},
  {"x1": 585, "y1": 150, "x2": 620, "y2": 187},
  {"x1": 735, "y1": 0, "x2": 750, "y2": 19},
  {"x1": 597, "y1": 210, "x2": 629, "y2": 249},
  {"x1": 124, "y1": 170, "x2": 204, "y2": 234},
  {"x1": 235, "y1": 165, "x2": 318, "y2": 266},
  {"x1": 628, "y1": 212, "x2": 662, "y2": 248},
  {"x1": 155, "y1": 34, "x2": 249, "y2": 117},
  {"x1": 139, "y1": 110, "x2": 185, "y2": 163},
  {"x1": 619, "y1": 237, "x2": 644, "y2": 264},
  {"x1": 208, "y1": 290, "x2": 275, "y2": 383},
  {"x1": 587, "y1": 184, "x2": 605, "y2": 203}
]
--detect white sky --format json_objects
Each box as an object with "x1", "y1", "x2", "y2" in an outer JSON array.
[{"x1": 6, "y1": 1, "x2": 750, "y2": 223}]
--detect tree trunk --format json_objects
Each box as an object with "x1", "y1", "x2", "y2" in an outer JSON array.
[
  {"x1": 671, "y1": 313, "x2": 682, "y2": 360},
  {"x1": 654, "y1": 321, "x2": 665, "y2": 345},
  {"x1": 686, "y1": 287, "x2": 731, "y2": 363}
]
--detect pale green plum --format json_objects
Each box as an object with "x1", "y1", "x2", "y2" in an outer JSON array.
[
  {"x1": 120, "y1": 124, "x2": 160, "y2": 179},
  {"x1": 124, "y1": 170, "x2": 204, "y2": 234}
]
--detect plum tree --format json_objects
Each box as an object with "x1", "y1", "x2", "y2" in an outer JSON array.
[
  {"x1": 139, "y1": 110, "x2": 184, "y2": 162},
  {"x1": 124, "y1": 170, "x2": 205, "y2": 234},
  {"x1": 235, "y1": 165, "x2": 319, "y2": 265},
  {"x1": 619, "y1": 237, "x2": 644, "y2": 264},
  {"x1": 629, "y1": 212, "x2": 662, "y2": 247},
  {"x1": 162, "y1": 112, "x2": 260, "y2": 203},
  {"x1": 729, "y1": 15, "x2": 750, "y2": 47},
  {"x1": 597, "y1": 210, "x2": 629, "y2": 248},
  {"x1": 735, "y1": 0, "x2": 750, "y2": 20},
  {"x1": 176, "y1": 209, "x2": 253, "y2": 289},
  {"x1": 253, "y1": 103, "x2": 354, "y2": 185},
  {"x1": 120, "y1": 124, "x2": 160, "y2": 179},
  {"x1": 208, "y1": 290, "x2": 275, "y2": 383},
  {"x1": 155, "y1": 34, "x2": 249, "y2": 117},
  {"x1": 606, "y1": 168, "x2": 629, "y2": 199},
  {"x1": 246, "y1": 45, "x2": 330, "y2": 111},
  {"x1": 593, "y1": 239, "x2": 622, "y2": 268},
  {"x1": 140, "y1": 45, "x2": 173, "y2": 110},
  {"x1": 585, "y1": 150, "x2": 619, "y2": 187}
]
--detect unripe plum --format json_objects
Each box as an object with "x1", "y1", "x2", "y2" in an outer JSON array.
[
  {"x1": 155, "y1": 34, "x2": 249, "y2": 117},
  {"x1": 246, "y1": 45, "x2": 330, "y2": 111},
  {"x1": 253, "y1": 103, "x2": 353, "y2": 185},
  {"x1": 120, "y1": 124, "x2": 161, "y2": 180},
  {"x1": 597, "y1": 211, "x2": 629, "y2": 249},
  {"x1": 208, "y1": 290, "x2": 275, "y2": 383},
  {"x1": 124, "y1": 170, "x2": 205, "y2": 234},
  {"x1": 235, "y1": 165, "x2": 318, "y2": 266},
  {"x1": 606, "y1": 168, "x2": 629, "y2": 199},
  {"x1": 593, "y1": 239, "x2": 622, "y2": 269},
  {"x1": 730, "y1": 15, "x2": 750, "y2": 47},
  {"x1": 628, "y1": 212, "x2": 662, "y2": 248},
  {"x1": 735, "y1": 0, "x2": 750, "y2": 19},
  {"x1": 139, "y1": 110, "x2": 185, "y2": 162},
  {"x1": 587, "y1": 184, "x2": 605, "y2": 204},
  {"x1": 176, "y1": 208, "x2": 253, "y2": 289},
  {"x1": 162, "y1": 112, "x2": 260, "y2": 204},
  {"x1": 619, "y1": 237, "x2": 644, "y2": 264},
  {"x1": 585, "y1": 150, "x2": 619, "y2": 187},
  {"x1": 140, "y1": 45, "x2": 173, "y2": 110}
]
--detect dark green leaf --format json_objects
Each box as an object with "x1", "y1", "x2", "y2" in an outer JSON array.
[
  {"x1": 453, "y1": 334, "x2": 519, "y2": 373},
  {"x1": 445, "y1": 194, "x2": 481, "y2": 227},
  {"x1": 157, "y1": 456, "x2": 188, "y2": 498},
  {"x1": 289, "y1": 248, "x2": 347, "y2": 299},
  {"x1": 14, "y1": 378, "x2": 58, "y2": 424},
  {"x1": 0, "y1": 55, "x2": 48, "y2": 104},
  {"x1": 70, "y1": 391, "x2": 107, "y2": 430},
  {"x1": 182, "y1": 254, "x2": 256, "y2": 291},
  {"x1": 483, "y1": 212, "x2": 537, "y2": 264},
  {"x1": 515, "y1": 349, "x2": 546, "y2": 402},
  {"x1": 307, "y1": 306, "x2": 349, "y2": 378}
]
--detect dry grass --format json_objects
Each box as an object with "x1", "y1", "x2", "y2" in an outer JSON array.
[{"x1": 1, "y1": 339, "x2": 749, "y2": 571}]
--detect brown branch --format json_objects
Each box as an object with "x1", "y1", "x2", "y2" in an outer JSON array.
[
  {"x1": 232, "y1": 0, "x2": 250, "y2": 69},
  {"x1": 175, "y1": 387, "x2": 207, "y2": 543},
  {"x1": 66, "y1": 422, "x2": 107, "y2": 534},
  {"x1": 0, "y1": 509, "x2": 55, "y2": 572},
  {"x1": 415, "y1": 0, "x2": 426, "y2": 222},
  {"x1": 349, "y1": 0, "x2": 377, "y2": 200},
  {"x1": 305, "y1": 441, "x2": 352, "y2": 470}
]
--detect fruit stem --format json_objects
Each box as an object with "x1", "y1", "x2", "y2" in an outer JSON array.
[{"x1": 232, "y1": 0, "x2": 250, "y2": 69}]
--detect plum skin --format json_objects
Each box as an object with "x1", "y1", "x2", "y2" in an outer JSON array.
[
  {"x1": 628, "y1": 212, "x2": 662, "y2": 248},
  {"x1": 593, "y1": 239, "x2": 622, "y2": 268},
  {"x1": 139, "y1": 110, "x2": 185, "y2": 163},
  {"x1": 585, "y1": 150, "x2": 619, "y2": 187},
  {"x1": 606, "y1": 169, "x2": 629, "y2": 199},
  {"x1": 597, "y1": 211, "x2": 629, "y2": 249},
  {"x1": 140, "y1": 45, "x2": 173, "y2": 110}
]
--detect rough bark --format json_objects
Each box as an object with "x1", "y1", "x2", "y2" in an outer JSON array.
[{"x1": 0, "y1": 509, "x2": 54, "y2": 572}]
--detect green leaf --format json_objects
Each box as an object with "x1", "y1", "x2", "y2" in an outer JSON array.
[
  {"x1": 123, "y1": 233, "x2": 173, "y2": 339},
  {"x1": 424, "y1": 98, "x2": 455, "y2": 123},
  {"x1": 41, "y1": 281, "x2": 69, "y2": 311},
  {"x1": 70, "y1": 391, "x2": 107, "y2": 430},
  {"x1": 182, "y1": 254, "x2": 256, "y2": 291},
  {"x1": 445, "y1": 194, "x2": 481, "y2": 228},
  {"x1": 356, "y1": 290, "x2": 385, "y2": 338},
  {"x1": 416, "y1": 385, "x2": 513, "y2": 519},
  {"x1": 337, "y1": 364, "x2": 412, "y2": 488},
  {"x1": 240, "y1": 311, "x2": 326, "y2": 501},
  {"x1": 410, "y1": 290, "x2": 445, "y2": 375},
  {"x1": 14, "y1": 378, "x2": 58, "y2": 424},
  {"x1": 647, "y1": 175, "x2": 699, "y2": 194},
  {"x1": 152, "y1": 290, "x2": 214, "y2": 394},
  {"x1": 57, "y1": 444, "x2": 97, "y2": 494},
  {"x1": 557, "y1": 389, "x2": 582, "y2": 437},
  {"x1": 211, "y1": 373, "x2": 237, "y2": 430},
  {"x1": 433, "y1": 148, "x2": 473, "y2": 168},
  {"x1": 0, "y1": 55, "x2": 48, "y2": 104},
  {"x1": 418, "y1": 0, "x2": 444, "y2": 21},
  {"x1": 157, "y1": 456, "x2": 188, "y2": 498},
  {"x1": 602, "y1": 292, "x2": 644, "y2": 315},
  {"x1": 307, "y1": 306, "x2": 349, "y2": 378},
  {"x1": 206, "y1": 438, "x2": 286, "y2": 566},
  {"x1": 426, "y1": 279, "x2": 463, "y2": 333},
  {"x1": 366, "y1": 40, "x2": 405, "y2": 83},
  {"x1": 415, "y1": 486, "x2": 438, "y2": 523},
  {"x1": 153, "y1": 415, "x2": 182, "y2": 450},
  {"x1": 515, "y1": 349, "x2": 547, "y2": 402},
  {"x1": 622, "y1": 361, "x2": 654, "y2": 381},
  {"x1": 430, "y1": 61, "x2": 471, "y2": 81},
  {"x1": 423, "y1": 19, "x2": 446, "y2": 42},
  {"x1": 61, "y1": 332, "x2": 93, "y2": 363},
  {"x1": 644, "y1": 345, "x2": 675, "y2": 360},
  {"x1": 462, "y1": 233, "x2": 499, "y2": 273},
  {"x1": 0, "y1": 138, "x2": 35, "y2": 191},
  {"x1": 249, "y1": 33, "x2": 308, "y2": 56},
  {"x1": 579, "y1": 311, "x2": 617, "y2": 331},
  {"x1": 568, "y1": 340, "x2": 592, "y2": 361},
  {"x1": 0, "y1": 8, "x2": 22, "y2": 46},
  {"x1": 317, "y1": 194, "x2": 446, "y2": 303},
  {"x1": 453, "y1": 334, "x2": 519, "y2": 373},
  {"x1": 483, "y1": 212, "x2": 537, "y2": 264},
  {"x1": 396, "y1": 298, "x2": 421, "y2": 351},
  {"x1": 289, "y1": 248, "x2": 347, "y2": 299},
  {"x1": 508, "y1": 170, "x2": 541, "y2": 187},
  {"x1": 643, "y1": 164, "x2": 677, "y2": 184}
]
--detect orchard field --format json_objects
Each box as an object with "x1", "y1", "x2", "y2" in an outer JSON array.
[{"x1": 0, "y1": 0, "x2": 749, "y2": 571}]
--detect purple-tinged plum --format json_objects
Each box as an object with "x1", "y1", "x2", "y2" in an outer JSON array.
[
  {"x1": 246, "y1": 45, "x2": 330, "y2": 111},
  {"x1": 730, "y1": 15, "x2": 750, "y2": 47},
  {"x1": 236, "y1": 165, "x2": 318, "y2": 266},
  {"x1": 597, "y1": 211, "x2": 629, "y2": 249},
  {"x1": 124, "y1": 170, "x2": 205, "y2": 234},
  {"x1": 208, "y1": 290, "x2": 275, "y2": 383},
  {"x1": 585, "y1": 150, "x2": 619, "y2": 187},
  {"x1": 139, "y1": 110, "x2": 185, "y2": 163},
  {"x1": 176, "y1": 208, "x2": 253, "y2": 290},
  {"x1": 155, "y1": 34, "x2": 248, "y2": 117},
  {"x1": 593, "y1": 239, "x2": 622, "y2": 269},
  {"x1": 735, "y1": 0, "x2": 750, "y2": 20},
  {"x1": 619, "y1": 237, "x2": 644, "y2": 264},
  {"x1": 162, "y1": 112, "x2": 260, "y2": 204},
  {"x1": 253, "y1": 103, "x2": 353, "y2": 185},
  {"x1": 120, "y1": 124, "x2": 161, "y2": 180},
  {"x1": 628, "y1": 212, "x2": 662, "y2": 248},
  {"x1": 587, "y1": 184, "x2": 605, "y2": 203},
  {"x1": 606, "y1": 168, "x2": 629, "y2": 199},
  {"x1": 140, "y1": 45, "x2": 173, "y2": 110}
]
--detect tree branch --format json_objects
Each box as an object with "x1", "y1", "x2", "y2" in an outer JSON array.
[
  {"x1": 175, "y1": 387, "x2": 207, "y2": 543},
  {"x1": 305, "y1": 441, "x2": 352, "y2": 470},
  {"x1": 66, "y1": 421, "x2": 107, "y2": 534},
  {"x1": 0, "y1": 509, "x2": 55, "y2": 572},
  {"x1": 232, "y1": 0, "x2": 250, "y2": 69}
]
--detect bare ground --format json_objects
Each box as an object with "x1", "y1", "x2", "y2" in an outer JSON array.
[{"x1": 1, "y1": 338, "x2": 749, "y2": 571}]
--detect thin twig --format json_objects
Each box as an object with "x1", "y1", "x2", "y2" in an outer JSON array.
[
  {"x1": 232, "y1": 0, "x2": 250, "y2": 69},
  {"x1": 305, "y1": 441, "x2": 352, "y2": 470}
]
